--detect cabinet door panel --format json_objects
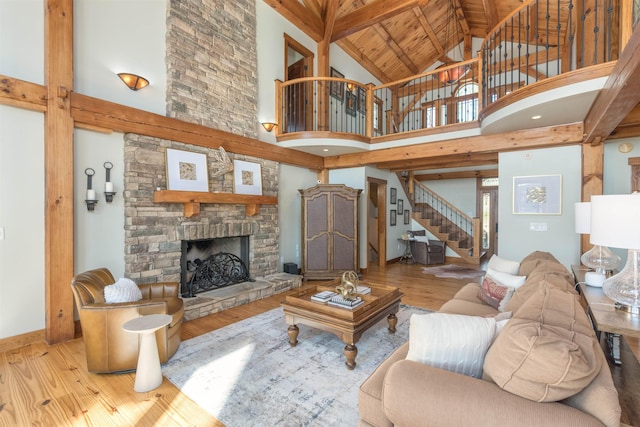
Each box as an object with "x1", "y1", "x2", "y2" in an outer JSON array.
[
  {"x1": 306, "y1": 194, "x2": 328, "y2": 237},
  {"x1": 332, "y1": 194, "x2": 355, "y2": 238},
  {"x1": 307, "y1": 233, "x2": 329, "y2": 271},
  {"x1": 333, "y1": 233, "x2": 355, "y2": 270}
]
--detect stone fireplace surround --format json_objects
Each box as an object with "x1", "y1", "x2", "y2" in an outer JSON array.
[
  {"x1": 123, "y1": 135, "x2": 301, "y2": 321},
  {"x1": 119, "y1": 0, "x2": 304, "y2": 321}
]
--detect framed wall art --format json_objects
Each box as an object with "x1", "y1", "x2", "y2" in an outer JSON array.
[
  {"x1": 345, "y1": 91, "x2": 357, "y2": 116},
  {"x1": 404, "y1": 210, "x2": 410, "y2": 224},
  {"x1": 233, "y1": 160, "x2": 263, "y2": 195},
  {"x1": 512, "y1": 174, "x2": 562, "y2": 215},
  {"x1": 357, "y1": 87, "x2": 366, "y2": 114},
  {"x1": 166, "y1": 148, "x2": 209, "y2": 192},
  {"x1": 397, "y1": 199, "x2": 403, "y2": 213},
  {"x1": 390, "y1": 187, "x2": 397, "y2": 204},
  {"x1": 330, "y1": 67, "x2": 345, "y2": 102},
  {"x1": 390, "y1": 210, "x2": 397, "y2": 226}
]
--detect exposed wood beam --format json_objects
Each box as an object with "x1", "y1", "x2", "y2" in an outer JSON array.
[
  {"x1": 70, "y1": 93, "x2": 324, "y2": 170},
  {"x1": 584, "y1": 26, "x2": 640, "y2": 144},
  {"x1": 378, "y1": 152, "x2": 498, "y2": 171},
  {"x1": 415, "y1": 169, "x2": 498, "y2": 181},
  {"x1": 372, "y1": 24, "x2": 420, "y2": 75},
  {"x1": 452, "y1": 0, "x2": 470, "y2": 35},
  {"x1": 413, "y1": 6, "x2": 444, "y2": 57},
  {"x1": 324, "y1": 122, "x2": 584, "y2": 169},
  {"x1": 262, "y1": 0, "x2": 324, "y2": 42},
  {"x1": 0, "y1": 74, "x2": 47, "y2": 111},
  {"x1": 302, "y1": 0, "x2": 323, "y2": 18},
  {"x1": 480, "y1": 0, "x2": 498, "y2": 34},
  {"x1": 336, "y1": 38, "x2": 393, "y2": 83},
  {"x1": 44, "y1": 0, "x2": 75, "y2": 345},
  {"x1": 331, "y1": 0, "x2": 428, "y2": 42}
]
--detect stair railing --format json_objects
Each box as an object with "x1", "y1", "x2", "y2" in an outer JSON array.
[{"x1": 412, "y1": 178, "x2": 481, "y2": 258}]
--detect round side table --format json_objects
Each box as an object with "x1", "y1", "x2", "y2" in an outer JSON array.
[{"x1": 122, "y1": 313, "x2": 172, "y2": 392}]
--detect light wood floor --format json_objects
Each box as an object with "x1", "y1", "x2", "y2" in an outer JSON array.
[{"x1": 1, "y1": 262, "x2": 638, "y2": 426}]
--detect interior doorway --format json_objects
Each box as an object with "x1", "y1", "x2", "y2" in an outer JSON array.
[
  {"x1": 284, "y1": 34, "x2": 313, "y2": 132},
  {"x1": 367, "y1": 177, "x2": 387, "y2": 268},
  {"x1": 477, "y1": 177, "x2": 499, "y2": 259}
]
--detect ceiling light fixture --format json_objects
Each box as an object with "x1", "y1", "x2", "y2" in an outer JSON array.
[
  {"x1": 118, "y1": 73, "x2": 149, "y2": 91},
  {"x1": 531, "y1": 115, "x2": 542, "y2": 120},
  {"x1": 437, "y1": 0, "x2": 467, "y2": 85}
]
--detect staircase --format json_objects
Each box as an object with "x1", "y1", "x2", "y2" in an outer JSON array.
[{"x1": 402, "y1": 176, "x2": 484, "y2": 265}]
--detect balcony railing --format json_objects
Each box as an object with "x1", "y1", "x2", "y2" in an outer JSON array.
[{"x1": 274, "y1": 0, "x2": 632, "y2": 140}]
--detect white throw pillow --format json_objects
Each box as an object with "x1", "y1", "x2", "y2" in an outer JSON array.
[
  {"x1": 486, "y1": 268, "x2": 527, "y2": 289},
  {"x1": 406, "y1": 313, "x2": 498, "y2": 378},
  {"x1": 104, "y1": 277, "x2": 143, "y2": 303},
  {"x1": 487, "y1": 255, "x2": 521, "y2": 275}
]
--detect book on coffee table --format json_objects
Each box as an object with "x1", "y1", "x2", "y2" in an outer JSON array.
[
  {"x1": 311, "y1": 290, "x2": 337, "y2": 303},
  {"x1": 328, "y1": 295, "x2": 363, "y2": 309},
  {"x1": 356, "y1": 286, "x2": 371, "y2": 294}
]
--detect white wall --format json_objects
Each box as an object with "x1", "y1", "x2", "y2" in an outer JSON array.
[
  {"x1": 278, "y1": 164, "x2": 318, "y2": 270},
  {"x1": 422, "y1": 178, "x2": 477, "y2": 218},
  {"x1": 0, "y1": 106, "x2": 45, "y2": 338},
  {"x1": 498, "y1": 145, "x2": 582, "y2": 268}
]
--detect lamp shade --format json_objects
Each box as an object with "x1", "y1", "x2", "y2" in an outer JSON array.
[
  {"x1": 574, "y1": 202, "x2": 591, "y2": 234},
  {"x1": 590, "y1": 194, "x2": 640, "y2": 250}
]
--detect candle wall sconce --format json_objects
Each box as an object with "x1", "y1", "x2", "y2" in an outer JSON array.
[
  {"x1": 85, "y1": 168, "x2": 98, "y2": 211},
  {"x1": 104, "y1": 161, "x2": 116, "y2": 203}
]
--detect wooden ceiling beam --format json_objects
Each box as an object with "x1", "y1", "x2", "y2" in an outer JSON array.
[
  {"x1": 372, "y1": 24, "x2": 420, "y2": 75},
  {"x1": 0, "y1": 74, "x2": 47, "y2": 112},
  {"x1": 584, "y1": 26, "x2": 640, "y2": 144},
  {"x1": 413, "y1": 6, "x2": 444, "y2": 57},
  {"x1": 324, "y1": 122, "x2": 583, "y2": 169},
  {"x1": 262, "y1": 0, "x2": 325, "y2": 42},
  {"x1": 70, "y1": 92, "x2": 325, "y2": 170},
  {"x1": 480, "y1": 0, "x2": 498, "y2": 34},
  {"x1": 336, "y1": 38, "x2": 393, "y2": 83},
  {"x1": 415, "y1": 169, "x2": 498, "y2": 181},
  {"x1": 452, "y1": 0, "x2": 470, "y2": 35},
  {"x1": 378, "y1": 152, "x2": 498, "y2": 170},
  {"x1": 331, "y1": 0, "x2": 429, "y2": 42}
]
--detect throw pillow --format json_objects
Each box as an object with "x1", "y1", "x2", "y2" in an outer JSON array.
[
  {"x1": 487, "y1": 254, "x2": 520, "y2": 275},
  {"x1": 104, "y1": 277, "x2": 143, "y2": 303},
  {"x1": 483, "y1": 286, "x2": 601, "y2": 402},
  {"x1": 485, "y1": 268, "x2": 526, "y2": 289},
  {"x1": 477, "y1": 275, "x2": 515, "y2": 311},
  {"x1": 406, "y1": 313, "x2": 498, "y2": 378}
]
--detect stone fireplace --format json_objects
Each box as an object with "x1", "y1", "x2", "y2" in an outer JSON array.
[{"x1": 121, "y1": 0, "x2": 301, "y2": 321}]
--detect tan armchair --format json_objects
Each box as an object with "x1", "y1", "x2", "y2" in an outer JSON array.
[
  {"x1": 409, "y1": 230, "x2": 446, "y2": 265},
  {"x1": 71, "y1": 268, "x2": 184, "y2": 373}
]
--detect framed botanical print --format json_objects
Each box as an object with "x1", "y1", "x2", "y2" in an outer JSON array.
[{"x1": 166, "y1": 148, "x2": 209, "y2": 192}]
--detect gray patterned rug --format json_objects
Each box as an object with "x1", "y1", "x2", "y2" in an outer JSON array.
[{"x1": 163, "y1": 304, "x2": 430, "y2": 427}]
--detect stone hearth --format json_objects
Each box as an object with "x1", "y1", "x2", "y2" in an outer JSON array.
[{"x1": 183, "y1": 273, "x2": 302, "y2": 321}]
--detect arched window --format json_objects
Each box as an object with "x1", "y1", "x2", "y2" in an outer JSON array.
[{"x1": 455, "y1": 81, "x2": 479, "y2": 122}]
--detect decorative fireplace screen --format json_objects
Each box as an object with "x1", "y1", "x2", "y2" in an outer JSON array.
[{"x1": 181, "y1": 236, "x2": 251, "y2": 297}]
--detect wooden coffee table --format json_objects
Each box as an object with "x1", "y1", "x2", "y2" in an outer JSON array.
[{"x1": 281, "y1": 282, "x2": 402, "y2": 369}]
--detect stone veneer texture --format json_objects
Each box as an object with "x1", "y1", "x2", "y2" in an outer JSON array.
[{"x1": 124, "y1": 0, "x2": 279, "y2": 284}]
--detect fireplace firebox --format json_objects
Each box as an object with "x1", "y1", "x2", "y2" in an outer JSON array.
[{"x1": 180, "y1": 236, "x2": 252, "y2": 297}]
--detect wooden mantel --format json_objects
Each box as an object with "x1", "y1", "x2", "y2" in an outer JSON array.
[{"x1": 153, "y1": 190, "x2": 278, "y2": 217}]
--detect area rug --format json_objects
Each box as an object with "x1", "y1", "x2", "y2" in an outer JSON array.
[
  {"x1": 422, "y1": 263, "x2": 485, "y2": 279},
  {"x1": 163, "y1": 304, "x2": 430, "y2": 427}
]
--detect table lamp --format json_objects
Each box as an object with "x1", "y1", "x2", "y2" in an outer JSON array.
[
  {"x1": 574, "y1": 202, "x2": 620, "y2": 286},
  {"x1": 590, "y1": 194, "x2": 640, "y2": 314}
]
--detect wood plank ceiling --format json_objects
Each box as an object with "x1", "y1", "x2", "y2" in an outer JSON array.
[{"x1": 268, "y1": 0, "x2": 525, "y2": 83}]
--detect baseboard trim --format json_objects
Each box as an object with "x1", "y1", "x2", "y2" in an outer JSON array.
[{"x1": 0, "y1": 329, "x2": 45, "y2": 353}]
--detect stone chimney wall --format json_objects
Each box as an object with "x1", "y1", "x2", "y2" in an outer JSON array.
[{"x1": 124, "y1": 0, "x2": 279, "y2": 284}]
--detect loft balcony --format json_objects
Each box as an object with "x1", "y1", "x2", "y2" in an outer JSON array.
[{"x1": 272, "y1": 0, "x2": 636, "y2": 157}]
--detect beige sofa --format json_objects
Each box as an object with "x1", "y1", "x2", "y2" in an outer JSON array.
[{"x1": 359, "y1": 251, "x2": 621, "y2": 427}]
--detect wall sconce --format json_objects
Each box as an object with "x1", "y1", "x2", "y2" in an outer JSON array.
[
  {"x1": 104, "y1": 161, "x2": 116, "y2": 203},
  {"x1": 262, "y1": 122, "x2": 277, "y2": 132},
  {"x1": 346, "y1": 82, "x2": 355, "y2": 92},
  {"x1": 117, "y1": 73, "x2": 149, "y2": 91},
  {"x1": 85, "y1": 168, "x2": 98, "y2": 211}
]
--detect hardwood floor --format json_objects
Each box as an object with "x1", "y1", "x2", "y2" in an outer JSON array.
[{"x1": 1, "y1": 262, "x2": 638, "y2": 426}]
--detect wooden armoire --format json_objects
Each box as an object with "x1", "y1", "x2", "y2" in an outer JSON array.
[{"x1": 299, "y1": 184, "x2": 361, "y2": 280}]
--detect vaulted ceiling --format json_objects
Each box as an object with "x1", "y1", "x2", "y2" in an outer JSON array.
[{"x1": 264, "y1": 0, "x2": 524, "y2": 83}]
